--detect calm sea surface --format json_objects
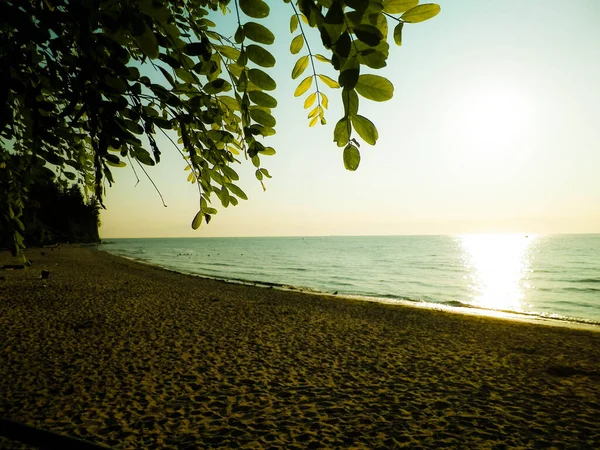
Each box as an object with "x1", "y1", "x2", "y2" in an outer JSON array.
[{"x1": 98, "y1": 234, "x2": 600, "y2": 326}]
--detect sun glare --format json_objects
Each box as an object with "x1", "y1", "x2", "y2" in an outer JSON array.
[
  {"x1": 458, "y1": 234, "x2": 536, "y2": 312},
  {"x1": 451, "y1": 81, "x2": 536, "y2": 152}
]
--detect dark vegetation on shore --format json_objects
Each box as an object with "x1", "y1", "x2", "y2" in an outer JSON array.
[{"x1": 0, "y1": 175, "x2": 100, "y2": 249}]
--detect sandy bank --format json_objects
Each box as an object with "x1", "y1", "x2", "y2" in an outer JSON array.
[{"x1": 1, "y1": 246, "x2": 599, "y2": 449}]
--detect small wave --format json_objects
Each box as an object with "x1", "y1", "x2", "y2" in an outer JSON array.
[
  {"x1": 562, "y1": 287, "x2": 600, "y2": 293},
  {"x1": 198, "y1": 262, "x2": 232, "y2": 268},
  {"x1": 532, "y1": 269, "x2": 559, "y2": 274},
  {"x1": 373, "y1": 293, "x2": 420, "y2": 303},
  {"x1": 441, "y1": 300, "x2": 476, "y2": 309},
  {"x1": 573, "y1": 278, "x2": 600, "y2": 284},
  {"x1": 536, "y1": 286, "x2": 600, "y2": 293},
  {"x1": 405, "y1": 280, "x2": 439, "y2": 289},
  {"x1": 329, "y1": 281, "x2": 357, "y2": 287},
  {"x1": 349, "y1": 294, "x2": 600, "y2": 327}
]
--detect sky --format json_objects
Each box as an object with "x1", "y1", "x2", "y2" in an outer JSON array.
[{"x1": 101, "y1": 0, "x2": 600, "y2": 238}]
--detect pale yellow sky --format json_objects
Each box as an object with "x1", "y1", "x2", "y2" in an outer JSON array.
[{"x1": 101, "y1": 0, "x2": 600, "y2": 238}]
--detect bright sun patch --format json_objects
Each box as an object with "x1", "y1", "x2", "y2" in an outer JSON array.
[{"x1": 454, "y1": 82, "x2": 535, "y2": 151}]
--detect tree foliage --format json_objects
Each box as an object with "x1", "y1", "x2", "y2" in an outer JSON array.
[{"x1": 1, "y1": 0, "x2": 440, "y2": 253}]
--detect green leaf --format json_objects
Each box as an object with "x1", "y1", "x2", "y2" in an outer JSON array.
[
  {"x1": 294, "y1": 76, "x2": 313, "y2": 97},
  {"x1": 354, "y1": 74, "x2": 394, "y2": 102},
  {"x1": 105, "y1": 159, "x2": 126, "y2": 168},
  {"x1": 324, "y1": 1, "x2": 344, "y2": 24},
  {"x1": 246, "y1": 44, "x2": 276, "y2": 67},
  {"x1": 222, "y1": 165, "x2": 239, "y2": 181},
  {"x1": 239, "y1": 0, "x2": 270, "y2": 18},
  {"x1": 157, "y1": 66, "x2": 176, "y2": 87},
  {"x1": 237, "y1": 48, "x2": 248, "y2": 67},
  {"x1": 298, "y1": 0, "x2": 324, "y2": 26},
  {"x1": 321, "y1": 22, "x2": 345, "y2": 48},
  {"x1": 234, "y1": 26, "x2": 244, "y2": 43},
  {"x1": 159, "y1": 53, "x2": 181, "y2": 68},
  {"x1": 292, "y1": 55, "x2": 309, "y2": 79},
  {"x1": 355, "y1": 40, "x2": 389, "y2": 69},
  {"x1": 314, "y1": 54, "x2": 331, "y2": 63},
  {"x1": 204, "y1": 78, "x2": 232, "y2": 94},
  {"x1": 248, "y1": 124, "x2": 276, "y2": 136},
  {"x1": 342, "y1": 89, "x2": 359, "y2": 116},
  {"x1": 339, "y1": 58, "x2": 360, "y2": 90},
  {"x1": 393, "y1": 22, "x2": 404, "y2": 46},
  {"x1": 335, "y1": 32, "x2": 351, "y2": 58},
  {"x1": 343, "y1": 144, "x2": 360, "y2": 171},
  {"x1": 318, "y1": 74, "x2": 340, "y2": 88},
  {"x1": 175, "y1": 67, "x2": 197, "y2": 84},
  {"x1": 308, "y1": 105, "x2": 321, "y2": 119},
  {"x1": 243, "y1": 22, "x2": 275, "y2": 44},
  {"x1": 339, "y1": 71, "x2": 360, "y2": 90},
  {"x1": 334, "y1": 117, "x2": 350, "y2": 147},
  {"x1": 249, "y1": 90, "x2": 278, "y2": 107},
  {"x1": 134, "y1": 148, "x2": 155, "y2": 165},
  {"x1": 105, "y1": 77, "x2": 127, "y2": 94},
  {"x1": 290, "y1": 14, "x2": 299, "y2": 33},
  {"x1": 345, "y1": 0, "x2": 368, "y2": 12},
  {"x1": 192, "y1": 211, "x2": 203, "y2": 229},
  {"x1": 134, "y1": 27, "x2": 159, "y2": 59},
  {"x1": 124, "y1": 119, "x2": 144, "y2": 135},
  {"x1": 383, "y1": 0, "x2": 419, "y2": 14},
  {"x1": 185, "y1": 42, "x2": 210, "y2": 57},
  {"x1": 228, "y1": 63, "x2": 244, "y2": 77},
  {"x1": 248, "y1": 69, "x2": 277, "y2": 90},
  {"x1": 249, "y1": 107, "x2": 276, "y2": 127},
  {"x1": 290, "y1": 34, "x2": 304, "y2": 55},
  {"x1": 401, "y1": 4, "x2": 441, "y2": 23},
  {"x1": 140, "y1": 0, "x2": 171, "y2": 23},
  {"x1": 259, "y1": 146, "x2": 276, "y2": 155},
  {"x1": 152, "y1": 117, "x2": 172, "y2": 129},
  {"x1": 354, "y1": 24, "x2": 384, "y2": 47},
  {"x1": 351, "y1": 115, "x2": 378, "y2": 145},
  {"x1": 304, "y1": 92, "x2": 317, "y2": 109},
  {"x1": 207, "y1": 130, "x2": 234, "y2": 144},
  {"x1": 218, "y1": 96, "x2": 241, "y2": 111},
  {"x1": 219, "y1": 188, "x2": 230, "y2": 208},
  {"x1": 370, "y1": 11, "x2": 388, "y2": 38},
  {"x1": 215, "y1": 45, "x2": 240, "y2": 60},
  {"x1": 227, "y1": 183, "x2": 248, "y2": 200}
]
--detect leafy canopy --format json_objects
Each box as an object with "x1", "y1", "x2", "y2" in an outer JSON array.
[{"x1": 0, "y1": 0, "x2": 439, "y2": 252}]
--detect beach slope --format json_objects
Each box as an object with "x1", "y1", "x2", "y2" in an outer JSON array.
[{"x1": 1, "y1": 246, "x2": 599, "y2": 448}]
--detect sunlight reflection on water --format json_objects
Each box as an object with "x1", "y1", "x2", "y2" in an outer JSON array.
[{"x1": 458, "y1": 234, "x2": 536, "y2": 312}]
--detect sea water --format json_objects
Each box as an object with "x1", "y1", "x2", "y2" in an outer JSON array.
[{"x1": 98, "y1": 234, "x2": 600, "y2": 326}]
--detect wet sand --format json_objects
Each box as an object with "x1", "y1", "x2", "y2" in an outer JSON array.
[{"x1": 1, "y1": 246, "x2": 599, "y2": 449}]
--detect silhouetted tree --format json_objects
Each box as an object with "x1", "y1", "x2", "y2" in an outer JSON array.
[{"x1": 0, "y1": 167, "x2": 100, "y2": 249}]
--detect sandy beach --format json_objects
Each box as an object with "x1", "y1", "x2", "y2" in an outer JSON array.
[{"x1": 1, "y1": 246, "x2": 599, "y2": 449}]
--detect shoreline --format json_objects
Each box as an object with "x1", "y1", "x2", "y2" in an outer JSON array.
[
  {"x1": 97, "y1": 246, "x2": 600, "y2": 333},
  {"x1": 2, "y1": 246, "x2": 600, "y2": 448}
]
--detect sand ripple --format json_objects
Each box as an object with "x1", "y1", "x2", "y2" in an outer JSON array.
[{"x1": 1, "y1": 247, "x2": 599, "y2": 448}]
